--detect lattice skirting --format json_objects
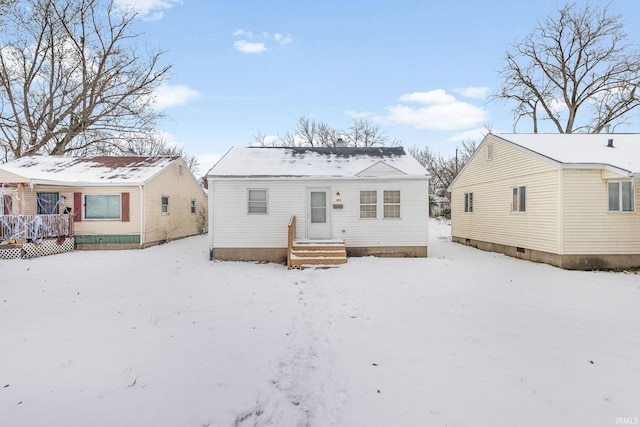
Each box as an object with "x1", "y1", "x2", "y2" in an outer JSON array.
[{"x1": 0, "y1": 237, "x2": 75, "y2": 260}]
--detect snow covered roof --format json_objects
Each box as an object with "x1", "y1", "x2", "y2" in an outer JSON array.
[
  {"x1": 493, "y1": 133, "x2": 640, "y2": 176},
  {"x1": 208, "y1": 146, "x2": 429, "y2": 178},
  {"x1": 0, "y1": 155, "x2": 179, "y2": 185}
]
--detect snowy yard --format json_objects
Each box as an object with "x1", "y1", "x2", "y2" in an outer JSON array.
[{"x1": 1, "y1": 219, "x2": 639, "y2": 427}]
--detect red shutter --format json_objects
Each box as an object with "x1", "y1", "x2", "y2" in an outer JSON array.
[
  {"x1": 73, "y1": 192, "x2": 82, "y2": 222},
  {"x1": 121, "y1": 192, "x2": 130, "y2": 222},
  {"x1": 3, "y1": 195, "x2": 12, "y2": 214}
]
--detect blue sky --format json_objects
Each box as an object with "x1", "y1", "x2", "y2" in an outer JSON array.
[{"x1": 116, "y1": 0, "x2": 640, "y2": 175}]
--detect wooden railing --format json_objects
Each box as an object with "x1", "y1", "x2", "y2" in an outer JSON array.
[
  {"x1": 287, "y1": 215, "x2": 296, "y2": 269},
  {"x1": 0, "y1": 214, "x2": 73, "y2": 244}
]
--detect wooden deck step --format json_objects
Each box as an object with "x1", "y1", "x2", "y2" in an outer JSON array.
[{"x1": 289, "y1": 239, "x2": 347, "y2": 269}]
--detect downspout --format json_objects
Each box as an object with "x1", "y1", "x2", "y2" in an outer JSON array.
[
  {"x1": 208, "y1": 177, "x2": 214, "y2": 260},
  {"x1": 139, "y1": 184, "x2": 145, "y2": 248}
]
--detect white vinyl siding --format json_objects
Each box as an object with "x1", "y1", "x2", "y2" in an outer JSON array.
[{"x1": 210, "y1": 179, "x2": 428, "y2": 249}]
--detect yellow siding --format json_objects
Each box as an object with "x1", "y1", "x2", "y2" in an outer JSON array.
[
  {"x1": 451, "y1": 135, "x2": 561, "y2": 253},
  {"x1": 562, "y1": 170, "x2": 640, "y2": 254},
  {"x1": 74, "y1": 186, "x2": 142, "y2": 235},
  {"x1": 143, "y1": 158, "x2": 207, "y2": 244},
  {"x1": 0, "y1": 170, "x2": 28, "y2": 183},
  {"x1": 2, "y1": 158, "x2": 207, "y2": 246}
]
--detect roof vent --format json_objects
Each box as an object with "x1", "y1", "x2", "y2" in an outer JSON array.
[{"x1": 607, "y1": 138, "x2": 614, "y2": 148}]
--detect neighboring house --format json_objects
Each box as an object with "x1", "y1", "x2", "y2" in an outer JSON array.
[
  {"x1": 449, "y1": 133, "x2": 640, "y2": 270},
  {"x1": 0, "y1": 155, "x2": 207, "y2": 251},
  {"x1": 207, "y1": 146, "x2": 430, "y2": 264}
]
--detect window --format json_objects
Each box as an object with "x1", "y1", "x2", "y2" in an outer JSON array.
[
  {"x1": 360, "y1": 190, "x2": 377, "y2": 219},
  {"x1": 248, "y1": 189, "x2": 267, "y2": 214},
  {"x1": 37, "y1": 192, "x2": 60, "y2": 214},
  {"x1": 608, "y1": 181, "x2": 634, "y2": 212},
  {"x1": 190, "y1": 199, "x2": 196, "y2": 214},
  {"x1": 85, "y1": 195, "x2": 120, "y2": 220},
  {"x1": 511, "y1": 186, "x2": 526, "y2": 212},
  {"x1": 464, "y1": 192, "x2": 473, "y2": 213},
  {"x1": 383, "y1": 190, "x2": 401, "y2": 218},
  {"x1": 161, "y1": 196, "x2": 170, "y2": 214}
]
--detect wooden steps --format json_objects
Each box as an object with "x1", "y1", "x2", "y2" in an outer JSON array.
[{"x1": 289, "y1": 239, "x2": 347, "y2": 269}]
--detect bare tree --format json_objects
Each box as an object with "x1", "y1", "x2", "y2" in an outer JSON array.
[
  {"x1": 347, "y1": 118, "x2": 387, "y2": 147},
  {"x1": 494, "y1": 2, "x2": 640, "y2": 133},
  {"x1": 260, "y1": 116, "x2": 397, "y2": 148},
  {"x1": 0, "y1": 0, "x2": 171, "y2": 159},
  {"x1": 410, "y1": 140, "x2": 477, "y2": 197}
]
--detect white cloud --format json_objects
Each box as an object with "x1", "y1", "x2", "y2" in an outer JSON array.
[
  {"x1": 233, "y1": 40, "x2": 267, "y2": 54},
  {"x1": 233, "y1": 29, "x2": 253, "y2": 37},
  {"x1": 113, "y1": 0, "x2": 182, "y2": 20},
  {"x1": 153, "y1": 84, "x2": 200, "y2": 110},
  {"x1": 549, "y1": 97, "x2": 568, "y2": 113},
  {"x1": 273, "y1": 33, "x2": 293, "y2": 46},
  {"x1": 375, "y1": 89, "x2": 489, "y2": 131},
  {"x1": 232, "y1": 29, "x2": 293, "y2": 53},
  {"x1": 399, "y1": 89, "x2": 456, "y2": 105},
  {"x1": 447, "y1": 128, "x2": 488, "y2": 142},
  {"x1": 453, "y1": 86, "x2": 491, "y2": 100},
  {"x1": 380, "y1": 103, "x2": 487, "y2": 130},
  {"x1": 345, "y1": 110, "x2": 374, "y2": 119}
]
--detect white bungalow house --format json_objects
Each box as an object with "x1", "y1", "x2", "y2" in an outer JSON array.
[
  {"x1": 0, "y1": 155, "x2": 207, "y2": 257},
  {"x1": 449, "y1": 133, "x2": 640, "y2": 270},
  {"x1": 207, "y1": 146, "x2": 430, "y2": 266}
]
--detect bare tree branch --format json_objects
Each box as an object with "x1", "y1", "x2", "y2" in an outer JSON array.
[
  {"x1": 0, "y1": 0, "x2": 171, "y2": 159},
  {"x1": 492, "y1": 2, "x2": 640, "y2": 134}
]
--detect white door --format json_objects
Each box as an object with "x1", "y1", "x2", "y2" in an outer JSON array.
[{"x1": 307, "y1": 188, "x2": 331, "y2": 239}]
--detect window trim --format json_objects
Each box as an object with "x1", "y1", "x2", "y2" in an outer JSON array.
[
  {"x1": 608, "y1": 180, "x2": 635, "y2": 213},
  {"x1": 464, "y1": 192, "x2": 473, "y2": 213},
  {"x1": 248, "y1": 189, "x2": 268, "y2": 214},
  {"x1": 511, "y1": 186, "x2": 526, "y2": 213},
  {"x1": 84, "y1": 194, "x2": 121, "y2": 221},
  {"x1": 190, "y1": 199, "x2": 196, "y2": 215},
  {"x1": 383, "y1": 190, "x2": 401, "y2": 219},
  {"x1": 359, "y1": 190, "x2": 378, "y2": 219},
  {"x1": 37, "y1": 192, "x2": 60, "y2": 215},
  {"x1": 161, "y1": 196, "x2": 170, "y2": 215}
]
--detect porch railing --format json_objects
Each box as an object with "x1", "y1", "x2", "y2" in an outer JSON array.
[
  {"x1": 0, "y1": 214, "x2": 73, "y2": 244},
  {"x1": 287, "y1": 215, "x2": 296, "y2": 269}
]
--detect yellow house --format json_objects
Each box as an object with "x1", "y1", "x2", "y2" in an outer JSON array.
[
  {"x1": 0, "y1": 155, "x2": 207, "y2": 254},
  {"x1": 449, "y1": 133, "x2": 640, "y2": 270}
]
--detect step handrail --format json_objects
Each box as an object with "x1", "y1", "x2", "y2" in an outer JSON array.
[{"x1": 287, "y1": 215, "x2": 296, "y2": 269}]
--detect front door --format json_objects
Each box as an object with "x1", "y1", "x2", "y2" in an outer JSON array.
[{"x1": 307, "y1": 188, "x2": 331, "y2": 239}]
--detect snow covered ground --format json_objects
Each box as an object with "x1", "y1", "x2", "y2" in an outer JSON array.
[{"x1": 2, "y1": 219, "x2": 639, "y2": 427}]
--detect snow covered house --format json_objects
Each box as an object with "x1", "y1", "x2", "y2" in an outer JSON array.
[
  {"x1": 0, "y1": 155, "x2": 207, "y2": 254},
  {"x1": 449, "y1": 133, "x2": 640, "y2": 270},
  {"x1": 207, "y1": 146, "x2": 430, "y2": 266}
]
